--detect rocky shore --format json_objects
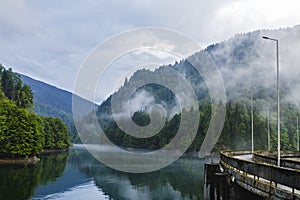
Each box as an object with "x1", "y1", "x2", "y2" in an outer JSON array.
[
  {"x1": 0, "y1": 156, "x2": 40, "y2": 165},
  {"x1": 0, "y1": 148, "x2": 69, "y2": 165}
]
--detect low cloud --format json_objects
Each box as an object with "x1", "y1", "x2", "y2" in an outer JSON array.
[{"x1": 1, "y1": 0, "x2": 300, "y2": 98}]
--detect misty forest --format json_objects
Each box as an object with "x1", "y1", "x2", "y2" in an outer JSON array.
[
  {"x1": 3, "y1": 0, "x2": 300, "y2": 198},
  {"x1": 69, "y1": 25, "x2": 300, "y2": 153},
  {"x1": 89, "y1": 76, "x2": 300, "y2": 152},
  {"x1": 2, "y1": 25, "x2": 300, "y2": 157}
]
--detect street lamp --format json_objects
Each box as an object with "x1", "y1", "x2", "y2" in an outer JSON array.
[
  {"x1": 262, "y1": 36, "x2": 280, "y2": 167},
  {"x1": 250, "y1": 91, "x2": 254, "y2": 155},
  {"x1": 267, "y1": 107, "x2": 270, "y2": 151},
  {"x1": 244, "y1": 89, "x2": 254, "y2": 154},
  {"x1": 295, "y1": 116, "x2": 299, "y2": 151}
]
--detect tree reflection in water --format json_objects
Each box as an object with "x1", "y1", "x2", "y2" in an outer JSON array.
[
  {"x1": 0, "y1": 146, "x2": 205, "y2": 200},
  {"x1": 69, "y1": 147, "x2": 204, "y2": 200},
  {"x1": 0, "y1": 152, "x2": 69, "y2": 200}
]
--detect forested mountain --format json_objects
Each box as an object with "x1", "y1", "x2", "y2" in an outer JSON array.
[
  {"x1": 20, "y1": 74, "x2": 96, "y2": 142},
  {"x1": 96, "y1": 25, "x2": 300, "y2": 125},
  {"x1": 21, "y1": 75, "x2": 73, "y2": 117},
  {"x1": 88, "y1": 25, "x2": 300, "y2": 152},
  {"x1": 20, "y1": 75, "x2": 76, "y2": 140},
  {"x1": 10, "y1": 25, "x2": 300, "y2": 152}
]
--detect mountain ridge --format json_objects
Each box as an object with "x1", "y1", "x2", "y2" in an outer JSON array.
[{"x1": 19, "y1": 24, "x2": 300, "y2": 145}]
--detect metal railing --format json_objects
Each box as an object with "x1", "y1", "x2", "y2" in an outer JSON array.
[{"x1": 220, "y1": 150, "x2": 300, "y2": 191}]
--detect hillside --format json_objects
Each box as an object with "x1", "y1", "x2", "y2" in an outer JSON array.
[
  {"x1": 21, "y1": 75, "x2": 73, "y2": 115},
  {"x1": 207, "y1": 25, "x2": 300, "y2": 104},
  {"x1": 19, "y1": 25, "x2": 300, "y2": 149},
  {"x1": 84, "y1": 25, "x2": 300, "y2": 152},
  {"x1": 20, "y1": 75, "x2": 75, "y2": 138},
  {"x1": 20, "y1": 74, "x2": 96, "y2": 142},
  {"x1": 96, "y1": 24, "x2": 300, "y2": 122}
]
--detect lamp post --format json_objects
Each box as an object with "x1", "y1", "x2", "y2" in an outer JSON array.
[
  {"x1": 267, "y1": 107, "x2": 270, "y2": 151},
  {"x1": 262, "y1": 36, "x2": 280, "y2": 167},
  {"x1": 250, "y1": 90, "x2": 254, "y2": 155},
  {"x1": 244, "y1": 89, "x2": 254, "y2": 154},
  {"x1": 295, "y1": 116, "x2": 299, "y2": 151}
]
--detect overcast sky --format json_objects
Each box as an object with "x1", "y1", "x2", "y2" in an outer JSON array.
[{"x1": 1, "y1": 0, "x2": 300, "y2": 99}]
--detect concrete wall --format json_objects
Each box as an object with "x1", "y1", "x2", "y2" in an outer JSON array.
[
  {"x1": 220, "y1": 151, "x2": 300, "y2": 200},
  {"x1": 254, "y1": 151, "x2": 300, "y2": 170}
]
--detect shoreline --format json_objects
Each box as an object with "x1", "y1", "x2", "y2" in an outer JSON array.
[
  {"x1": 0, "y1": 156, "x2": 40, "y2": 165},
  {"x1": 0, "y1": 148, "x2": 69, "y2": 165},
  {"x1": 39, "y1": 148, "x2": 69, "y2": 155}
]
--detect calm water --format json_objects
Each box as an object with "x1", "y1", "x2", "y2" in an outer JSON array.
[
  {"x1": 0, "y1": 145, "x2": 257, "y2": 200},
  {"x1": 0, "y1": 145, "x2": 207, "y2": 200}
]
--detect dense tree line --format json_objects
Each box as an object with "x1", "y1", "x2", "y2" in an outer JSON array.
[
  {"x1": 43, "y1": 117, "x2": 70, "y2": 149},
  {"x1": 81, "y1": 65, "x2": 300, "y2": 152},
  {"x1": 0, "y1": 95, "x2": 44, "y2": 156},
  {"x1": 0, "y1": 65, "x2": 70, "y2": 157},
  {"x1": 21, "y1": 74, "x2": 78, "y2": 142},
  {"x1": 103, "y1": 101, "x2": 300, "y2": 152}
]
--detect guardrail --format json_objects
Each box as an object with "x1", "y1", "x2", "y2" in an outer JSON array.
[
  {"x1": 220, "y1": 150, "x2": 300, "y2": 191},
  {"x1": 253, "y1": 150, "x2": 300, "y2": 169}
]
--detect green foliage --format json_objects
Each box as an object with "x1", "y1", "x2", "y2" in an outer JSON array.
[
  {"x1": 132, "y1": 111, "x2": 150, "y2": 126},
  {"x1": 43, "y1": 117, "x2": 70, "y2": 149},
  {"x1": 21, "y1": 74, "x2": 95, "y2": 143},
  {"x1": 33, "y1": 100, "x2": 76, "y2": 141},
  {"x1": 0, "y1": 66, "x2": 33, "y2": 109},
  {"x1": 104, "y1": 101, "x2": 300, "y2": 152},
  {"x1": 105, "y1": 111, "x2": 181, "y2": 150},
  {"x1": 0, "y1": 96, "x2": 43, "y2": 157},
  {"x1": 0, "y1": 65, "x2": 70, "y2": 157}
]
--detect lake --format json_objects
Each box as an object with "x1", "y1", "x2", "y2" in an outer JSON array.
[{"x1": 0, "y1": 145, "x2": 253, "y2": 200}]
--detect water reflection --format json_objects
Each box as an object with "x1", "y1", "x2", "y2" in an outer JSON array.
[
  {"x1": 0, "y1": 152, "x2": 68, "y2": 200},
  {"x1": 69, "y1": 147, "x2": 204, "y2": 200},
  {"x1": 0, "y1": 146, "x2": 205, "y2": 200}
]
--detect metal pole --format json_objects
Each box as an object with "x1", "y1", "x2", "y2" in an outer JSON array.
[
  {"x1": 297, "y1": 116, "x2": 299, "y2": 151},
  {"x1": 251, "y1": 91, "x2": 254, "y2": 154},
  {"x1": 276, "y1": 40, "x2": 280, "y2": 167},
  {"x1": 268, "y1": 108, "x2": 270, "y2": 151},
  {"x1": 262, "y1": 36, "x2": 280, "y2": 167}
]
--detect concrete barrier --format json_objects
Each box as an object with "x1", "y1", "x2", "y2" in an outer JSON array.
[
  {"x1": 204, "y1": 163, "x2": 231, "y2": 200},
  {"x1": 220, "y1": 150, "x2": 300, "y2": 200},
  {"x1": 254, "y1": 150, "x2": 300, "y2": 169}
]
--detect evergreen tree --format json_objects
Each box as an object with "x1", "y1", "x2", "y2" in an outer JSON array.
[{"x1": 0, "y1": 66, "x2": 70, "y2": 158}]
